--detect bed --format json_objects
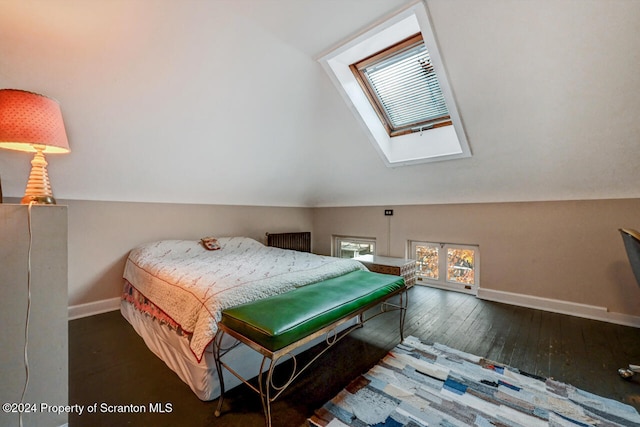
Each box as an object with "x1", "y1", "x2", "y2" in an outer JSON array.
[{"x1": 120, "y1": 235, "x2": 368, "y2": 400}]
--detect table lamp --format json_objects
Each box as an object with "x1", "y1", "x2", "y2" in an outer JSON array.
[{"x1": 0, "y1": 89, "x2": 70, "y2": 204}]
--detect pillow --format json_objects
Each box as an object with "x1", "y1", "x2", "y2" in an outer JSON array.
[{"x1": 200, "y1": 237, "x2": 221, "y2": 251}]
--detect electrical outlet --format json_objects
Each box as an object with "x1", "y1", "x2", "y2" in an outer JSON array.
[{"x1": 384, "y1": 209, "x2": 393, "y2": 216}]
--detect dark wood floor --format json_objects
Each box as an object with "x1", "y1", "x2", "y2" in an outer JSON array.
[{"x1": 69, "y1": 285, "x2": 640, "y2": 426}]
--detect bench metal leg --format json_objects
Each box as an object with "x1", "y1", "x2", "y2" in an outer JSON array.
[
  {"x1": 380, "y1": 289, "x2": 408, "y2": 341},
  {"x1": 400, "y1": 290, "x2": 408, "y2": 341},
  {"x1": 258, "y1": 357, "x2": 276, "y2": 427},
  {"x1": 213, "y1": 331, "x2": 280, "y2": 427}
]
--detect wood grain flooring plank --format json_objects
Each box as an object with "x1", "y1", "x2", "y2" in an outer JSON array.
[
  {"x1": 557, "y1": 315, "x2": 589, "y2": 383},
  {"x1": 483, "y1": 302, "x2": 520, "y2": 364},
  {"x1": 544, "y1": 311, "x2": 564, "y2": 381},
  {"x1": 506, "y1": 308, "x2": 542, "y2": 375}
]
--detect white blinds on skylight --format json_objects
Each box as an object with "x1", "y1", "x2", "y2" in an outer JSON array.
[{"x1": 363, "y1": 42, "x2": 449, "y2": 130}]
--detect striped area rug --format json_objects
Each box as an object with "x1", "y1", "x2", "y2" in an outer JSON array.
[{"x1": 308, "y1": 336, "x2": 640, "y2": 427}]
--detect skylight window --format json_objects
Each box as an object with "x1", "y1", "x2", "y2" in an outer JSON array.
[
  {"x1": 350, "y1": 33, "x2": 451, "y2": 137},
  {"x1": 318, "y1": 1, "x2": 471, "y2": 167}
]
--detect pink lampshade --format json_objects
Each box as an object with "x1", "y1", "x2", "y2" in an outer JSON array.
[
  {"x1": 0, "y1": 89, "x2": 70, "y2": 204},
  {"x1": 0, "y1": 89, "x2": 70, "y2": 153}
]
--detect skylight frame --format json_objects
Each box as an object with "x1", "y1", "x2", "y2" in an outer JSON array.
[
  {"x1": 317, "y1": 0, "x2": 471, "y2": 167},
  {"x1": 350, "y1": 33, "x2": 452, "y2": 137}
]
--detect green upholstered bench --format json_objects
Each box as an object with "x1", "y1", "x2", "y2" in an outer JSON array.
[
  {"x1": 219, "y1": 269, "x2": 405, "y2": 353},
  {"x1": 212, "y1": 269, "x2": 408, "y2": 427}
]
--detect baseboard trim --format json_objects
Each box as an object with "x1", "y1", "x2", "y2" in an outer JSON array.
[
  {"x1": 477, "y1": 288, "x2": 640, "y2": 328},
  {"x1": 68, "y1": 297, "x2": 121, "y2": 320}
]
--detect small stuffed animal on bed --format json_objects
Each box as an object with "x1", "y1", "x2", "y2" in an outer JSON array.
[{"x1": 200, "y1": 237, "x2": 221, "y2": 250}]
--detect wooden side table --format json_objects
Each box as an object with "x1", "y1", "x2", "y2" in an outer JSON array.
[{"x1": 354, "y1": 255, "x2": 416, "y2": 287}]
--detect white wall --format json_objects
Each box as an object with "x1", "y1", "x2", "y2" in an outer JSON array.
[{"x1": 0, "y1": 0, "x2": 638, "y2": 208}]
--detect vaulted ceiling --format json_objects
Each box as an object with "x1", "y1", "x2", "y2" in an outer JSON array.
[{"x1": 1, "y1": 0, "x2": 638, "y2": 207}]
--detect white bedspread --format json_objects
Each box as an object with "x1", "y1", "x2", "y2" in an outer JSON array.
[{"x1": 123, "y1": 237, "x2": 366, "y2": 361}]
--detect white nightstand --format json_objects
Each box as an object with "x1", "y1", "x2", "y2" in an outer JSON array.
[{"x1": 354, "y1": 255, "x2": 416, "y2": 287}]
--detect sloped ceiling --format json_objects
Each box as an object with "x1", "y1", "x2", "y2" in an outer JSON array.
[{"x1": 0, "y1": 0, "x2": 638, "y2": 207}]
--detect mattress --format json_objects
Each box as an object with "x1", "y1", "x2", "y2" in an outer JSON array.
[{"x1": 121, "y1": 295, "x2": 257, "y2": 400}]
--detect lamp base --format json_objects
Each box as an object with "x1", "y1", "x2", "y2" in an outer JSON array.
[
  {"x1": 21, "y1": 195, "x2": 57, "y2": 205},
  {"x1": 20, "y1": 146, "x2": 58, "y2": 205}
]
